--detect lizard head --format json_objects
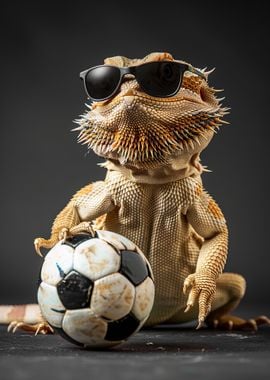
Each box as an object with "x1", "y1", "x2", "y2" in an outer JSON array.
[{"x1": 76, "y1": 52, "x2": 228, "y2": 174}]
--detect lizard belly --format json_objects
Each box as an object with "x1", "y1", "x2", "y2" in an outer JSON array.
[{"x1": 104, "y1": 176, "x2": 201, "y2": 325}]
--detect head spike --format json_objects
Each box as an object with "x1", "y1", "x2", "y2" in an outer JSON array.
[
  {"x1": 216, "y1": 97, "x2": 226, "y2": 102},
  {"x1": 204, "y1": 67, "x2": 216, "y2": 79},
  {"x1": 71, "y1": 125, "x2": 84, "y2": 132},
  {"x1": 218, "y1": 119, "x2": 230, "y2": 125}
]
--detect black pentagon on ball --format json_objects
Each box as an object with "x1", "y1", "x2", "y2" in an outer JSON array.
[
  {"x1": 62, "y1": 233, "x2": 97, "y2": 249},
  {"x1": 37, "y1": 266, "x2": 42, "y2": 288},
  {"x1": 105, "y1": 313, "x2": 141, "y2": 341},
  {"x1": 146, "y1": 262, "x2": 154, "y2": 281},
  {"x1": 54, "y1": 327, "x2": 83, "y2": 347},
  {"x1": 120, "y1": 250, "x2": 148, "y2": 285},
  {"x1": 57, "y1": 270, "x2": 93, "y2": 309}
]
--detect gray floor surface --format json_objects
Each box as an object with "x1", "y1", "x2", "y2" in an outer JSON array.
[{"x1": 1, "y1": 306, "x2": 270, "y2": 380}]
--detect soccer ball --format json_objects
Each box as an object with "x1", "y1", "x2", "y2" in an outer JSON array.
[{"x1": 37, "y1": 230, "x2": 155, "y2": 348}]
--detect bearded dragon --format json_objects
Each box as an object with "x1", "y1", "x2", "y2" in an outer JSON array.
[{"x1": 3, "y1": 52, "x2": 269, "y2": 335}]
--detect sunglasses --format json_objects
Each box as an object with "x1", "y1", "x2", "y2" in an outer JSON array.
[{"x1": 79, "y1": 60, "x2": 206, "y2": 101}]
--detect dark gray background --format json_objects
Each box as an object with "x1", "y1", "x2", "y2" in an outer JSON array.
[{"x1": 0, "y1": 0, "x2": 269, "y2": 309}]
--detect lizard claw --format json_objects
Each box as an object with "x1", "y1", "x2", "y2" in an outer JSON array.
[
  {"x1": 69, "y1": 222, "x2": 95, "y2": 237},
  {"x1": 34, "y1": 237, "x2": 58, "y2": 256},
  {"x1": 34, "y1": 238, "x2": 44, "y2": 257},
  {"x1": 206, "y1": 315, "x2": 270, "y2": 331},
  {"x1": 183, "y1": 274, "x2": 195, "y2": 295},
  {"x1": 196, "y1": 319, "x2": 205, "y2": 330},
  {"x1": 35, "y1": 322, "x2": 54, "y2": 335},
  {"x1": 184, "y1": 304, "x2": 192, "y2": 313},
  {"x1": 8, "y1": 320, "x2": 54, "y2": 335},
  {"x1": 58, "y1": 227, "x2": 69, "y2": 242},
  {"x1": 57, "y1": 223, "x2": 95, "y2": 244},
  {"x1": 183, "y1": 272, "x2": 216, "y2": 330},
  {"x1": 255, "y1": 315, "x2": 270, "y2": 326},
  {"x1": 8, "y1": 320, "x2": 20, "y2": 333}
]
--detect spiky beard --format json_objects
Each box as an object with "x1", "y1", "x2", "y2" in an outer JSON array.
[{"x1": 75, "y1": 94, "x2": 228, "y2": 169}]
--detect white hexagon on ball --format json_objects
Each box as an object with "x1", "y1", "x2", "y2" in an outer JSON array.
[
  {"x1": 73, "y1": 238, "x2": 120, "y2": 281},
  {"x1": 37, "y1": 282, "x2": 65, "y2": 328},
  {"x1": 40, "y1": 243, "x2": 74, "y2": 286},
  {"x1": 132, "y1": 277, "x2": 155, "y2": 321},
  {"x1": 90, "y1": 273, "x2": 135, "y2": 320},
  {"x1": 62, "y1": 309, "x2": 108, "y2": 346}
]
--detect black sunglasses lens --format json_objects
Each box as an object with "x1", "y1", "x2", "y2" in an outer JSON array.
[
  {"x1": 137, "y1": 61, "x2": 182, "y2": 97},
  {"x1": 84, "y1": 66, "x2": 121, "y2": 100}
]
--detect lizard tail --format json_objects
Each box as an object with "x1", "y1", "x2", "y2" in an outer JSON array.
[{"x1": 0, "y1": 304, "x2": 44, "y2": 324}]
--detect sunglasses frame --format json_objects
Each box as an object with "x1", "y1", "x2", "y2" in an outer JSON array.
[{"x1": 79, "y1": 60, "x2": 206, "y2": 101}]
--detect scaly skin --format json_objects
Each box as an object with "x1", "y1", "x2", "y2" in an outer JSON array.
[{"x1": 4, "y1": 52, "x2": 269, "y2": 333}]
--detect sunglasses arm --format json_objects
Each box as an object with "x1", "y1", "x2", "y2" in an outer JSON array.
[{"x1": 79, "y1": 69, "x2": 89, "y2": 80}]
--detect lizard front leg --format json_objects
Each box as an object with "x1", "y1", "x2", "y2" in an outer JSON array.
[
  {"x1": 184, "y1": 186, "x2": 228, "y2": 328},
  {"x1": 34, "y1": 181, "x2": 115, "y2": 256},
  {"x1": 34, "y1": 203, "x2": 81, "y2": 256},
  {"x1": 183, "y1": 187, "x2": 269, "y2": 330}
]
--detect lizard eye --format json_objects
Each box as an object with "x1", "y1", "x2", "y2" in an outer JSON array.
[
  {"x1": 160, "y1": 63, "x2": 175, "y2": 81},
  {"x1": 136, "y1": 61, "x2": 181, "y2": 97}
]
